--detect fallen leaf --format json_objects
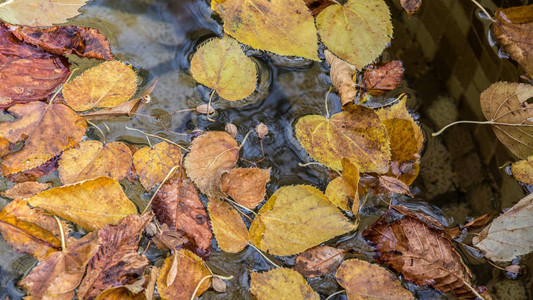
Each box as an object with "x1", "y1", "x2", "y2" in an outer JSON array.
[
  {"x1": 184, "y1": 131, "x2": 240, "y2": 198},
  {"x1": 341, "y1": 158, "x2": 360, "y2": 214},
  {"x1": 304, "y1": 0, "x2": 336, "y2": 16},
  {"x1": 7, "y1": 156, "x2": 60, "y2": 182},
  {"x1": 150, "y1": 223, "x2": 189, "y2": 252},
  {"x1": 325, "y1": 50, "x2": 356, "y2": 107},
  {"x1": 82, "y1": 98, "x2": 145, "y2": 120},
  {"x1": 211, "y1": 0, "x2": 319, "y2": 60},
  {"x1": 480, "y1": 82, "x2": 533, "y2": 159},
  {"x1": 400, "y1": 0, "x2": 422, "y2": 16},
  {"x1": 195, "y1": 104, "x2": 216, "y2": 115},
  {"x1": 208, "y1": 198, "x2": 249, "y2": 253},
  {"x1": 377, "y1": 175, "x2": 413, "y2": 196},
  {"x1": 376, "y1": 97, "x2": 423, "y2": 148},
  {"x1": 294, "y1": 246, "x2": 346, "y2": 278},
  {"x1": 336, "y1": 259, "x2": 414, "y2": 299},
  {"x1": 94, "y1": 266, "x2": 158, "y2": 300},
  {"x1": 1, "y1": 181, "x2": 51, "y2": 199},
  {"x1": 77, "y1": 213, "x2": 152, "y2": 300},
  {"x1": 316, "y1": 0, "x2": 393, "y2": 69},
  {"x1": 0, "y1": 102, "x2": 86, "y2": 176},
  {"x1": 27, "y1": 177, "x2": 137, "y2": 231},
  {"x1": 157, "y1": 249, "x2": 211, "y2": 300},
  {"x1": 511, "y1": 156, "x2": 533, "y2": 185},
  {"x1": 361, "y1": 61, "x2": 404, "y2": 98},
  {"x1": 58, "y1": 140, "x2": 133, "y2": 184},
  {"x1": 325, "y1": 177, "x2": 351, "y2": 211},
  {"x1": 220, "y1": 167, "x2": 270, "y2": 209},
  {"x1": 295, "y1": 104, "x2": 391, "y2": 172},
  {"x1": 0, "y1": 0, "x2": 90, "y2": 26},
  {"x1": 249, "y1": 185, "x2": 355, "y2": 256},
  {"x1": 251, "y1": 268, "x2": 319, "y2": 300},
  {"x1": 211, "y1": 276, "x2": 226, "y2": 293},
  {"x1": 63, "y1": 61, "x2": 138, "y2": 111},
  {"x1": 190, "y1": 36, "x2": 257, "y2": 101},
  {"x1": 133, "y1": 142, "x2": 182, "y2": 190}
]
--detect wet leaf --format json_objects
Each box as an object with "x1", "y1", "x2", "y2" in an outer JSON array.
[
  {"x1": 208, "y1": 198, "x2": 249, "y2": 253},
  {"x1": 190, "y1": 36, "x2": 257, "y2": 101},
  {"x1": 133, "y1": 142, "x2": 182, "y2": 191},
  {"x1": 377, "y1": 175, "x2": 413, "y2": 196},
  {"x1": 184, "y1": 131, "x2": 240, "y2": 198},
  {"x1": 0, "y1": 102, "x2": 86, "y2": 176},
  {"x1": 150, "y1": 223, "x2": 189, "y2": 252},
  {"x1": 220, "y1": 167, "x2": 270, "y2": 209},
  {"x1": 249, "y1": 185, "x2": 355, "y2": 256},
  {"x1": 94, "y1": 266, "x2": 158, "y2": 300},
  {"x1": 480, "y1": 82, "x2": 533, "y2": 159},
  {"x1": 511, "y1": 156, "x2": 533, "y2": 185},
  {"x1": 400, "y1": 0, "x2": 422, "y2": 15},
  {"x1": 304, "y1": 0, "x2": 336, "y2": 16},
  {"x1": 336, "y1": 259, "x2": 414, "y2": 300},
  {"x1": 325, "y1": 177, "x2": 352, "y2": 211},
  {"x1": 211, "y1": 0, "x2": 319, "y2": 60},
  {"x1": 157, "y1": 249, "x2": 211, "y2": 300},
  {"x1": 0, "y1": 0, "x2": 90, "y2": 26},
  {"x1": 325, "y1": 50, "x2": 356, "y2": 107},
  {"x1": 27, "y1": 177, "x2": 137, "y2": 231},
  {"x1": 341, "y1": 158, "x2": 360, "y2": 213},
  {"x1": 225, "y1": 123, "x2": 238, "y2": 138},
  {"x1": 361, "y1": 61, "x2": 404, "y2": 98},
  {"x1": 82, "y1": 98, "x2": 145, "y2": 120},
  {"x1": 294, "y1": 246, "x2": 346, "y2": 278},
  {"x1": 251, "y1": 268, "x2": 319, "y2": 300},
  {"x1": 295, "y1": 104, "x2": 391, "y2": 172},
  {"x1": 1, "y1": 181, "x2": 51, "y2": 199},
  {"x1": 63, "y1": 61, "x2": 138, "y2": 111},
  {"x1": 316, "y1": 0, "x2": 393, "y2": 69},
  {"x1": 78, "y1": 213, "x2": 152, "y2": 300}
]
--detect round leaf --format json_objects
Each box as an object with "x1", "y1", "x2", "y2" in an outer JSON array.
[
  {"x1": 220, "y1": 167, "x2": 270, "y2": 209},
  {"x1": 251, "y1": 268, "x2": 319, "y2": 300}
]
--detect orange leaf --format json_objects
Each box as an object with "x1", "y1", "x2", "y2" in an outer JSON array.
[
  {"x1": 208, "y1": 198, "x2": 249, "y2": 253},
  {"x1": 133, "y1": 142, "x2": 182, "y2": 190},
  {"x1": 1, "y1": 181, "x2": 51, "y2": 199},
  {"x1": 361, "y1": 61, "x2": 404, "y2": 98},
  {"x1": 220, "y1": 167, "x2": 270, "y2": 209}
]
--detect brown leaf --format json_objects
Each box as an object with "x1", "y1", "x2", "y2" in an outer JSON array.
[
  {"x1": 151, "y1": 223, "x2": 189, "y2": 251},
  {"x1": 378, "y1": 175, "x2": 413, "y2": 196},
  {"x1": 208, "y1": 198, "x2": 249, "y2": 253},
  {"x1": 325, "y1": 50, "x2": 356, "y2": 107},
  {"x1": 361, "y1": 61, "x2": 404, "y2": 98},
  {"x1": 294, "y1": 246, "x2": 346, "y2": 278},
  {"x1": 400, "y1": 0, "x2": 422, "y2": 16},
  {"x1": 303, "y1": 0, "x2": 337, "y2": 16},
  {"x1": 78, "y1": 213, "x2": 153, "y2": 300},
  {"x1": 221, "y1": 167, "x2": 270, "y2": 209},
  {"x1": 81, "y1": 98, "x2": 144, "y2": 121},
  {"x1": 511, "y1": 156, "x2": 533, "y2": 185},
  {"x1": 256, "y1": 122, "x2": 269, "y2": 139},
  {"x1": 1, "y1": 181, "x2": 51, "y2": 199},
  {"x1": 225, "y1": 123, "x2": 238, "y2": 138},
  {"x1": 94, "y1": 266, "x2": 158, "y2": 300}
]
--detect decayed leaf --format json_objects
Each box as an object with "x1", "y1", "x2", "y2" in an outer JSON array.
[
  {"x1": 190, "y1": 36, "x2": 257, "y2": 101},
  {"x1": 316, "y1": 0, "x2": 393, "y2": 69},
  {"x1": 512, "y1": 156, "x2": 533, "y2": 185},
  {"x1": 325, "y1": 50, "x2": 356, "y2": 107},
  {"x1": 249, "y1": 185, "x2": 355, "y2": 256},
  {"x1": 294, "y1": 246, "x2": 346, "y2": 278},
  {"x1": 208, "y1": 198, "x2": 249, "y2": 253},
  {"x1": 133, "y1": 142, "x2": 182, "y2": 191},
  {"x1": 494, "y1": 5, "x2": 533, "y2": 77},
  {"x1": 295, "y1": 104, "x2": 391, "y2": 172},
  {"x1": 0, "y1": 102, "x2": 86, "y2": 176},
  {"x1": 150, "y1": 223, "x2": 189, "y2": 252},
  {"x1": 94, "y1": 266, "x2": 158, "y2": 300},
  {"x1": 336, "y1": 259, "x2": 414, "y2": 300},
  {"x1": 211, "y1": 0, "x2": 319, "y2": 61},
  {"x1": 304, "y1": 0, "x2": 336, "y2": 16},
  {"x1": 480, "y1": 82, "x2": 533, "y2": 159},
  {"x1": 184, "y1": 131, "x2": 240, "y2": 198},
  {"x1": 361, "y1": 61, "x2": 404, "y2": 97},
  {"x1": 77, "y1": 213, "x2": 152, "y2": 300},
  {"x1": 1, "y1": 181, "x2": 51, "y2": 199},
  {"x1": 0, "y1": 0, "x2": 90, "y2": 26},
  {"x1": 400, "y1": 0, "x2": 422, "y2": 16},
  {"x1": 58, "y1": 141, "x2": 133, "y2": 184},
  {"x1": 157, "y1": 249, "x2": 211, "y2": 300},
  {"x1": 220, "y1": 167, "x2": 270, "y2": 209},
  {"x1": 27, "y1": 177, "x2": 137, "y2": 231},
  {"x1": 20, "y1": 231, "x2": 101, "y2": 300},
  {"x1": 251, "y1": 268, "x2": 319, "y2": 300},
  {"x1": 63, "y1": 61, "x2": 138, "y2": 111}
]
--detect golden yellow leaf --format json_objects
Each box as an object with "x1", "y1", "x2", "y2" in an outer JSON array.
[
  {"x1": 1, "y1": 181, "x2": 51, "y2": 199},
  {"x1": 316, "y1": 0, "x2": 393, "y2": 69},
  {"x1": 133, "y1": 142, "x2": 182, "y2": 191},
  {"x1": 341, "y1": 158, "x2": 360, "y2": 214},
  {"x1": 190, "y1": 36, "x2": 257, "y2": 101},
  {"x1": 325, "y1": 177, "x2": 351, "y2": 211},
  {"x1": 27, "y1": 177, "x2": 137, "y2": 231},
  {"x1": 211, "y1": 0, "x2": 319, "y2": 61},
  {"x1": 249, "y1": 185, "x2": 355, "y2": 256},
  {"x1": 251, "y1": 268, "x2": 319, "y2": 300},
  {"x1": 376, "y1": 97, "x2": 423, "y2": 152},
  {"x1": 220, "y1": 167, "x2": 270, "y2": 209},
  {"x1": 63, "y1": 61, "x2": 137, "y2": 111},
  {"x1": 0, "y1": 0, "x2": 90, "y2": 26},
  {"x1": 58, "y1": 140, "x2": 133, "y2": 185},
  {"x1": 295, "y1": 104, "x2": 391, "y2": 172},
  {"x1": 208, "y1": 198, "x2": 249, "y2": 253},
  {"x1": 512, "y1": 156, "x2": 533, "y2": 185}
]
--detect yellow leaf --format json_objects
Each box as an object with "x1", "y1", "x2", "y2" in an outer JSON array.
[
  {"x1": 58, "y1": 140, "x2": 133, "y2": 184},
  {"x1": 211, "y1": 0, "x2": 319, "y2": 61},
  {"x1": 512, "y1": 156, "x2": 533, "y2": 185},
  {"x1": 251, "y1": 268, "x2": 319, "y2": 300},
  {"x1": 326, "y1": 159, "x2": 360, "y2": 212},
  {"x1": 376, "y1": 97, "x2": 423, "y2": 151},
  {"x1": 208, "y1": 198, "x2": 249, "y2": 253},
  {"x1": 316, "y1": 0, "x2": 393, "y2": 69},
  {"x1": 133, "y1": 142, "x2": 182, "y2": 191},
  {"x1": 190, "y1": 36, "x2": 257, "y2": 101},
  {"x1": 325, "y1": 177, "x2": 351, "y2": 211},
  {"x1": 249, "y1": 185, "x2": 355, "y2": 256},
  {"x1": 0, "y1": 0, "x2": 90, "y2": 26},
  {"x1": 63, "y1": 61, "x2": 137, "y2": 111},
  {"x1": 27, "y1": 177, "x2": 137, "y2": 231},
  {"x1": 295, "y1": 104, "x2": 391, "y2": 172}
]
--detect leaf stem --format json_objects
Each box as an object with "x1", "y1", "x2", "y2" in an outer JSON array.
[
  {"x1": 239, "y1": 130, "x2": 254, "y2": 149},
  {"x1": 325, "y1": 290, "x2": 346, "y2": 300},
  {"x1": 325, "y1": 87, "x2": 332, "y2": 119},
  {"x1": 142, "y1": 165, "x2": 180, "y2": 214},
  {"x1": 53, "y1": 216, "x2": 66, "y2": 252},
  {"x1": 432, "y1": 120, "x2": 493, "y2": 136},
  {"x1": 469, "y1": 0, "x2": 496, "y2": 22},
  {"x1": 225, "y1": 197, "x2": 258, "y2": 217},
  {"x1": 125, "y1": 126, "x2": 188, "y2": 151},
  {"x1": 87, "y1": 120, "x2": 106, "y2": 144},
  {"x1": 207, "y1": 90, "x2": 217, "y2": 122},
  {"x1": 191, "y1": 275, "x2": 212, "y2": 300},
  {"x1": 248, "y1": 243, "x2": 282, "y2": 268}
]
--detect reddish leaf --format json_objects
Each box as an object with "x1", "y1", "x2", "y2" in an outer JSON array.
[
  {"x1": 359, "y1": 174, "x2": 413, "y2": 197},
  {"x1": 361, "y1": 61, "x2": 404, "y2": 98},
  {"x1": 294, "y1": 246, "x2": 347, "y2": 278},
  {"x1": 401, "y1": 0, "x2": 422, "y2": 16},
  {"x1": 151, "y1": 223, "x2": 190, "y2": 252}
]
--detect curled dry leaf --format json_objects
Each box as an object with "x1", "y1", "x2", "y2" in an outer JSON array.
[
  {"x1": 27, "y1": 177, "x2": 137, "y2": 231},
  {"x1": 325, "y1": 50, "x2": 356, "y2": 107},
  {"x1": 208, "y1": 198, "x2": 249, "y2": 253},
  {"x1": 221, "y1": 167, "x2": 270, "y2": 209},
  {"x1": 304, "y1": 0, "x2": 337, "y2": 16},
  {"x1": 1, "y1": 181, "x2": 51, "y2": 199},
  {"x1": 256, "y1": 122, "x2": 269, "y2": 139},
  {"x1": 251, "y1": 268, "x2": 319, "y2": 300},
  {"x1": 211, "y1": 0, "x2": 319, "y2": 61},
  {"x1": 249, "y1": 185, "x2": 355, "y2": 256},
  {"x1": 184, "y1": 131, "x2": 239, "y2": 198},
  {"x1": 133, "y1": 142, "x2": 182, "y2": 190},
  {"x1": 225, "y1": 123, "x2": 238, "y2": 138},
  {"x1": 0, "y1": 0, "x2": 90, "y2": 26},
  {"x1": 336, "y1": 259, "x2": 414, "y2": 300},
  {"x1": 361, "y1": 61, "x2": 404, "y2": 98},
  {"x1": 294, "y1": 246, "x2": 346, "y2": 278},
  {"x1": 401, "y1": 0, "x2": 422, "y2": 15},
  {"x1": 511, "y1": 156, "x2": 533, "y2": 185}
]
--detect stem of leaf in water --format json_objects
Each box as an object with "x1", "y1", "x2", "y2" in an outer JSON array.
[
  {"x1": 325, "y1": 290, "x2": 346, "y2": 300},
  {"x1": 248, "y1": 243, "x2": 281, "y2": 268},
  {"x1": 53, "y1": 216, "x2": 66, "y2": 252},
  {"x1": 469, "y1": 0, "x2": 496, "y2": 22}
]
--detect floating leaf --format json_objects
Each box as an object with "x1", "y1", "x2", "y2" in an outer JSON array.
[
  {"x1": 336, "y1": 259, "x2": 414, "y2": 300},
  {"x1": 512, "y1": 156, "x2": 533, "y2": 185},
  {"x1": 480, "y1": 82, "x2": 533, "y2": 159},
  {"x1": 249, "y1": 185, "x2": 355, "y2": 256},
  {"x1": 190, "y1": 36, "x2": 257, "y2": 101},
  {"x1": 325, "y1": 177, "x2": 351, "y2": 211},
  {"x1": 294, "y1": 246, "x2": 346, "y2": 278},
  {"x1": 316, "y1": 0, "x2": 393, "y2": 69},
  {"x1": 325, "y1": 50, "x2": 356, "y2": 107},
  {"x1": 220, "y1": 167, "x2": 270, "y2": 209},
  {"x1": 211, "y1": 0, "x2": 319, "y2": 60},
  {"x1": 251, "y1": 268, "x2": 319, "y2": 300},
  {"x1": 295, "y1": 104, "x2": 391, "y2": 172},
  {"x1": 400, "y1": 0, "x2": 422, "y2": 16},
  {"x1": 63, "y1": 61, "x2": 137, "y2": 111},
  {"x1": 1, "y1": 181, "x2": 51, "y2": 199},
  {"x1": 133, "y1": 142, "x2": 182, "y2": 191},
  {"x1": 27, "y1": 177, "x2": 137, "y2": 231},
  {"x1": 150, "y1": 223, "x2": 189, "y2": 252},
  {"x1": 341, "y1": 158, "x2": 360, "y2": 213},
  {"x1": 0, "y1": 0, "x2": 90, "y2": 26},
  {"x1": 361, "y1": 61, "x2": 404, "y2": 98},
  {"x1": 208, "y1": 198, "x2": 249, "y2": 253}
]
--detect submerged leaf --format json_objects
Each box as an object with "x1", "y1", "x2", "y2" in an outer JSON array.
[
  {"x1": 512, "y1": 156, "x2": 533, "y2": 185},
  {"x1": 0, "y1": 0, "x2": 90, "y2": 26},
  {"x1": 294, "y1": 246, "x2": 346, "y2": 278},
  {"x1": 251, "y1": 268, "x2": 319, "y2": 300},
  {"x1": 133, "y1": 142, "x2": 182, "y2": 191},
  {"x1": 208, "y1": 198, "x2": 249, "y2": 253},
  {"x1": 220, "y1": 167, "x2": 270, "y2": 209}
]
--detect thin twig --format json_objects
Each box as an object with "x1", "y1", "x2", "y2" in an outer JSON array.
[
  {"x1": 248, "y1": 243, "x2": 281, "y2": 268},
  {"x1": 190, "y1": 275, "x2": 213, "y2": 300},
  {"x1": 432, "y1": 120, "x2": 533, "y2": 136},
  {"x1": 87, "y1": 120, "x2": 106, "y2": 144},
  {"x1": 207, "y1": 90, "x2": 217, "y2": 122},
  {"x1": 325, "y1": 290, "x2": 346, "y2": 300},
  {"x1": 53, "y1": 216, "x2": 66, "y2": 252},
  {"x1": 224, "y1": 197, "x2": 258, "y2": 217},
  {"x1": 125, "y1": 126, "x2": 188, "y2": 151},
  {"x1": 469, "y1": 0, "x2": 496, "y2": 22}
]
